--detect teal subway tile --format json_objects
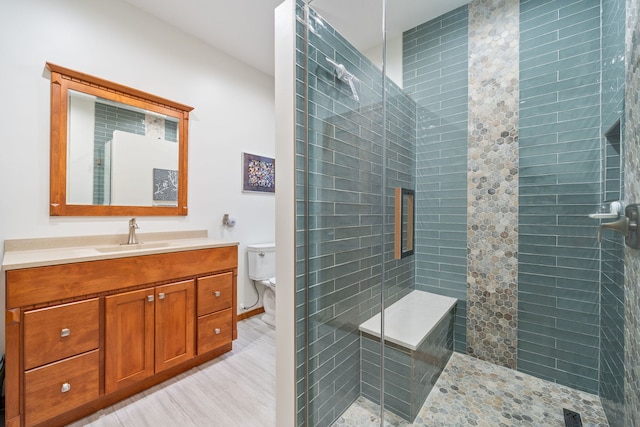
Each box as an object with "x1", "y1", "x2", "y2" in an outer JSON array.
[
  {"x1": 518, "y1": 310, "x2": 557, "y2": 329},
  {"x1": 518, "y1": 349, "x2": 557, "y2": 368},
  {"x1": 556, "y1": 317, "x2": 599, "y2": 336},
  {"x1": 520, "y1": 0, "x2": 559, "y2": 23},
  {"x1": 519, "y1": 291, "x2": 557, "y2": 307},
  {"x1": 553, "y1": 327, "x2": 599, "y2": 348},
  {"x1": 556, "y1": 297, "x2": 599, "y2": 316},
  {"x1": 556, "y1": 340, "x2": 599, "y2": 362},
  {"x1": 519, "y1": 112, "x2": 559, "y2": 128},
  {"x1": 520, "y1": 30, "x2": 559, "y2": 53},
  {"x1": 559, "y1": 0, "x2": 600, "y2": 19},
  {"x1": 556, "y1": 360, "x2": 598, "y2": 382}
]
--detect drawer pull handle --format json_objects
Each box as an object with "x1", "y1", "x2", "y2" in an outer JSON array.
[
  {"x1": 214, "y1": 328, "x2": 221, "y2": 335},
  {"x1": 148, "y1": 295, "x2": 154, "y2": 302},
  {"x1": 214, "y1": 291, "x2": 221, "y2": 298},
  {"x1": 158, "y1": 292, "x2": 165, "y2": 300},
  {"x1": 61, "y1": 383, "x2": 71, "y2": 393},
  {"x1": 60, "y1": 328, "x2": 70, "y2": 338}
]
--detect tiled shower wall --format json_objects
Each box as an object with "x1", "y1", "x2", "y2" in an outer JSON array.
[
  {"x1": 600, "y1": 0, "x2": 626, "y2": 424},
  {"x1": 294, "y1": 5, "x2": 415, "y2": 426},
  {"x1": 518, "y1": 0, "x2": 602, "y2": 393},
  {"x1": 404, "y1": 6, "x2": 469, "y2": 354},
  {"x1": 405, "y1": 0, "x2": 606, "y2": 395}
]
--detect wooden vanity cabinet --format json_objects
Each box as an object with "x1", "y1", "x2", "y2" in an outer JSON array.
[
  {"x1": 22, "y1": 299, "x2": 101, "y2": 426},
  {"x1": 105, "y1": 280, "x2": 195, "y2": 394},
  {"x1": 197, "y1": 272, "x2": 234, "y2": 354},
  {"x1": 4, "y1": 245, "x2": 237, "y2": 427}
]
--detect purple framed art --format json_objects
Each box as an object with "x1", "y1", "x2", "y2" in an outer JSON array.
[{"x1": 242, "y1": 152, "x2": 275, "y2": 193}]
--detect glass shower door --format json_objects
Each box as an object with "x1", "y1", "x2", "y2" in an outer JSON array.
[
  {"x1": 295, "y1": 1, "x2": 422, "y2": 425},
  {"x1": 295, "y1": 1, "x2": 387, "y2": 425}
]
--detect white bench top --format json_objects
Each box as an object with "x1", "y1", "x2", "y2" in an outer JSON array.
[{"x1": 359, "y1": 290, "x2": 457, "y2": 351}]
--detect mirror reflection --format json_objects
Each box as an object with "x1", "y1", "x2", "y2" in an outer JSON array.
[
  {"x1": 394, "y1": 187, "x2": 415, "y2": 259},
  {"x1": 67, "y1": 90, "x2": 180, "y2": 207},
  {"x1": 47, "y1": 62, "x2": 192, "y2": 216}
]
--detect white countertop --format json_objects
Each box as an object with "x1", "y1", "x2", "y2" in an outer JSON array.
[
  {"x1": 2, "y1": 230, "x2": 238, "y2": 271},
  {"x1": 359, "y1": 290, "x2": 457, "y2": 351}
]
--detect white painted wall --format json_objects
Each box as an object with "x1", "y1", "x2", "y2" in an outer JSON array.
[
  {"x1": 0, "y1": 0, "x2": 276, "y2": 354},
  {"x1": 363, "y1": 34, "x2": 404, "y2": 88}
]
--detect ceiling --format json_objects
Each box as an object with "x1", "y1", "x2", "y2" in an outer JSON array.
[{"x1": 120, "y1": 0, "x2": 470, "y2": 76}]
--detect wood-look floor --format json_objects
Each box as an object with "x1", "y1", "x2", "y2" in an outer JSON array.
[{"x1": 67, "y1": 317, "x2": 275, "y2": 427}]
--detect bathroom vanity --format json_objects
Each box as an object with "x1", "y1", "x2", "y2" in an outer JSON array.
[{"x1": 2, "y1": 231, "x2": 238, "y2": 427}]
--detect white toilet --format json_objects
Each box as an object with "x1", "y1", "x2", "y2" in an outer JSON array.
[{"x1": 247, "y1": 243, "x2": 276, "y2": 328}]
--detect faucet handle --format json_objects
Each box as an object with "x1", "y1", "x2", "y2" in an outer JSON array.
[{"x1": 129, "y1": 218, "x2": 139, "y2": 229}]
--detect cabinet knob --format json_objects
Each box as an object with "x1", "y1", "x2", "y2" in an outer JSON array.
[
  {"x1": 214, "y1": 328, "x2": 221, "y2": 335},
  {"x1": 148, "y1": 295, "x2": 154, "y2": 302},
  {"x1": 214, "y1": 291, "x2": 221, "y2": 298},
  {"x1": 158, "y1": 292, "x2": 165, "y2": 300},
  {"x1": 61, "y1": 383, "x2": 71, "y2": 393},
  {"x1": 60, "y1": 328, "x2": 70, "y2": 338}
]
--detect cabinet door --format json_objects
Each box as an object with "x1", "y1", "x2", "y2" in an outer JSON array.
[
  {"x1": 155, "y1": 279, "x2": 195, "y2": 373},
  {"x1": 105, "y1": 287, "x2": 155, "y2": 394}
]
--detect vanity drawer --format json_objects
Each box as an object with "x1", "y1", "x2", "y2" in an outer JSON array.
[
  {"x1": 197, "y1": 272, "x2": 233, "y2": 316},
  {"x1": 23, "y1": 298, "x2": 100, "y2": 370},
  {"x1": 24, "y1": 350, "x2": 100, "y2": 427},
  {"x1": 197, "y1": 308, "x2": 233, "y2": 354}
]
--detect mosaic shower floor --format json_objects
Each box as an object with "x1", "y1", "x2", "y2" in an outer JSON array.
[{"x1": 333, "y1": 352, "x2": 609, "y2": 427}]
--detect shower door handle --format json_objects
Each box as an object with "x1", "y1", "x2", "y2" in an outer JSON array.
[{"x1": 597, "y1": 203, "x2": 640, "y2": 249}]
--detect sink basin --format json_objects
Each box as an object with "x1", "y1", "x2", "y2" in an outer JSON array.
[{"x1": 94, "y1": 242, "x2": 170, "y2": 253}]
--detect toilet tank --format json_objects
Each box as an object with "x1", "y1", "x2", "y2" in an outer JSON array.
[{"x1": 247, "y1": 243, "x2": 276, "y2": 280}]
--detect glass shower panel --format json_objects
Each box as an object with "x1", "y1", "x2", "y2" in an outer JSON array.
[{"x1": 295, "y1": 1, "x2": 386, "y2": 425}]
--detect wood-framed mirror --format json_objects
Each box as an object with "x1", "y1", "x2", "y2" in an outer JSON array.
[
  {"x1": 46, "y1": 62, "x2": 193, "y2": 216},
  {"x1": 394, "y1": 187, "x2": 415, "y2": 259}
]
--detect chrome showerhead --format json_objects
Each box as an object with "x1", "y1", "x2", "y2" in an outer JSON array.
[{"x1": 326, "y1": 57, "x2": 360, "y2": 101}]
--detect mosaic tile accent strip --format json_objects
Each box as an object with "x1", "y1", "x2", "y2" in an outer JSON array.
[
  {"x1": 466, "y1": 0, "x2": 519, "y2": 369},
  {"x1": 333, "y1": 352, "x2": 610, "y2": 426},
  {"x1": 624, "y1": 1, "x2": 640, "y2": 425}
]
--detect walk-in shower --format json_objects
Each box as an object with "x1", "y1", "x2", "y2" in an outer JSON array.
[{"x1": 275, "y1": 0, "x2": 637, "y2": 425}]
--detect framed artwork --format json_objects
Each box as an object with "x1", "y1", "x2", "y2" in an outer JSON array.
[
  {"x1": 242, "y1": 152, "x2": 275, "y2": 193},
  {"x1": 153, "y1": 168, "x2": 178, "y2": 203}
]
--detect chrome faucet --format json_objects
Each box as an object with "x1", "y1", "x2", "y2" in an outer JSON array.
[{"x1": 127, "y1": 218, "x2": 139, "y2": 244}]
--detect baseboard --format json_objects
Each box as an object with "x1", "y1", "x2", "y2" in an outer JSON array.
[{"x1": 238, "y1": 306, "x2": 265, "y2": 321}]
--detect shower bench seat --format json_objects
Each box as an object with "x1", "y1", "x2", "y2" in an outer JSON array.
[{"x1": 359, "y1": 290, "x2": 457, "y2": 422}]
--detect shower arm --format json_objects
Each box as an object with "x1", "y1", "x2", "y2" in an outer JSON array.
[{"x1": 326, "y1": 57, "x2": 359, "y2": 101}]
